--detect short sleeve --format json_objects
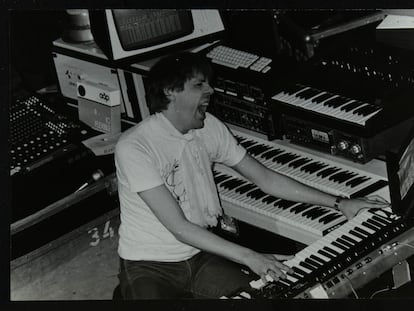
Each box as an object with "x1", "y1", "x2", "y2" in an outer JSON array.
[
  {"x1": 115, "y1": 139, "x2": 164, "y2": 193},
  {"x1": 201, "y1": 113, "x2": 246, "y2": 166}
]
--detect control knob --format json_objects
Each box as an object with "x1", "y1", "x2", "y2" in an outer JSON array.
[
  {"x1": 337, "y1": 140, "x2": 349, "y2": 151},
  {"x1": 350, "y1": 144, "x2": 362, "y2": 155}
]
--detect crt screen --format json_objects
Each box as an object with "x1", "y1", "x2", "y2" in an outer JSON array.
[{"x1": 112, "y1": 9, "x2": 194, "y2": 51}]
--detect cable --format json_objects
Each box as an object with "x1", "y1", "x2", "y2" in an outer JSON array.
[
  {"x1": 369, "y1": 286, "x2": 394, "y2": 299},
  {"x1": 343, "y1": 274, "x2": 359, "y2": 299},
  {"x1": 398, "y1": 242, "x2": 414, "y2": 250},
  {"x1": 75, "y1": 169, "x2": 105, "y2": 193}
]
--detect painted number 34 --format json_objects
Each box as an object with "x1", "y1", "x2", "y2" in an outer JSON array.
[{"x1": 88, "y1": 220, "x2": 115, "y2": 246}]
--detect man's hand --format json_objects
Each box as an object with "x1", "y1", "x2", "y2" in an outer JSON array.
[
  {"x1": 338, "y1": 195, "x2": 390, "y2": 219},
  {"x1": 243, "y1": 251, "x2": 294, "y2": 284}
]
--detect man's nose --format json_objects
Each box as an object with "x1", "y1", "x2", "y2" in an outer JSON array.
[{"x1": 205, "y1": 83, "x2": 214, "y2": 94}]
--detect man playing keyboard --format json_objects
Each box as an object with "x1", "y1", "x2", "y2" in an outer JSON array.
[{"x1": 114, "y1": 52, "x2": 389, "y2": 299}]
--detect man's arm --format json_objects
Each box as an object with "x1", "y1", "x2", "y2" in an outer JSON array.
[
  {"x1": 232, "y1": 153, "x2": 390, "y2": 218},
  {"x1": 138, "y1": 184, "x2": 293, "y2": 282}
]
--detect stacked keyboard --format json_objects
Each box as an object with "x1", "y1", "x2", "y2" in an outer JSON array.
[
  {"x1": 215, "y1": 167, "x2": 347, "y2": 244},
  {"x1": 272, "y1": 84, "x2": 383, "y2": 126},
  {"x1": 221, "y1": 208, "x2": 412, "y2": 299},
  {"x1": 234, "y1": 131, "x2": 388, "y2": 199}
]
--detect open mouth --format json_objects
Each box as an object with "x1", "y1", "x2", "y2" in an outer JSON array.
[
  {"x1": 198, "y1": 104, "x2": 208, "y2": 118},
  {"x1": 197, "y1": 96, "x2": 210, "y2": 119}
]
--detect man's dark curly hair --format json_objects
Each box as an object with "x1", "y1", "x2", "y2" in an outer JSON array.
[{"x1": 145, "y1": 52, "x2": 213, "y2": 114}]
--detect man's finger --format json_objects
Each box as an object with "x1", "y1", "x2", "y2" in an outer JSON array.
[
  {"x1": 272, "y1": 254, "x2": 294, "y2": 261},
  {"x1": 366, "y1": 195, "x2": 389, "y2": 204}
]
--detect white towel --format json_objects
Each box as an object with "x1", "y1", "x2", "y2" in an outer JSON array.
[{"x1": 179, "y1": 135, "x2": 222, "y2": 227}]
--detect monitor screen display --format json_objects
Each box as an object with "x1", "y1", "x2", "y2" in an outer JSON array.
[
  {"x1": 112, "y1": 10, "x2": 194, "y2": 51},
  {"x1": 90, "y1": 9, "x2": 224, "y2": 61}
]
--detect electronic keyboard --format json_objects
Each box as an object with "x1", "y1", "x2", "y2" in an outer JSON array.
[
  {"x1": 272, "y1": 84, "x2": 382, "y2": 127},
  {"x1": 233, "y1": 131, "x2": 388, "y2": 199},
  {"x1": 221, "y1": 208, "x2": 414, "y2": 299},
  {"x1": 214, "y1": 167, "x2": 347, "y2": 245}
]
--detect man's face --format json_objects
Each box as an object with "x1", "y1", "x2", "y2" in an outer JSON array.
[{"x1": 170, "y1": 72, "x2": 214, "y2": 133}]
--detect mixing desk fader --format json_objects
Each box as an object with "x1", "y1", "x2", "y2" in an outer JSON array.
[{"x1": 10, "y1": 94, "x2": 92, "y2": 175}]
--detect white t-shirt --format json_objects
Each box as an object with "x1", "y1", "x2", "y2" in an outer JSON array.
[{"x1": 115, "y1": 112, "x2": 246, "y2": 262}]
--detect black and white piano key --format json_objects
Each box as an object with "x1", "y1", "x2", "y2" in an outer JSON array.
[
  {"x1": 214, "y1": 171, "x2": 347, "y2": 239},
  {"x1": 271, "y1": 84, "x2": 383, "y2": 126},
  {"x1": 244, "y1": 208, "x2": 398, "y2": 298},
  {"x1": 233, "y1": 133, "x2": 388, "y2": 199}
]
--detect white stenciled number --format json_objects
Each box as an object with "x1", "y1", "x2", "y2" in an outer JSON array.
[
  {"x1": 102, "y1": 220, "x2": 115, "y2": 239},
  {"x1": 88, "y1": 227, "x2": 100, "y2": 246},
  {"x1": 88, "y1": 221, "x2": 115, "y2": 246}
]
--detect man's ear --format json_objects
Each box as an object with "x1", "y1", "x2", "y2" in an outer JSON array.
[{"x1": 163, "y1": 88, "x2": 175, "y2": 102}]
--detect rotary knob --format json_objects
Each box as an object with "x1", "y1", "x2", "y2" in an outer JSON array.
[
  {"x1": 77, "y1": 84, "x2": 86, "y2": 97},
  {"x1": 337, "y1": 140, "x2": 349, "y2": 151},
  {"x1": 350, "y1": 144, "x2": 362, "y2": 155}
]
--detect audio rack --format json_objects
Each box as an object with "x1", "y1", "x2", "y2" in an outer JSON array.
[
  {"x1": 209, "y1": 75, "x2": 275, "y2": 139},
  {"x1": 205, "y1": 51, "x2": 280, "y2": 139}
]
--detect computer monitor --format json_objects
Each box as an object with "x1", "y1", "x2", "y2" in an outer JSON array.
[
  {"x1": 89, "y1": 9, "x2": 225, "y2": 61},
  {"x1": 386, "y1": 121, "x2": 414, "y2": 219}
]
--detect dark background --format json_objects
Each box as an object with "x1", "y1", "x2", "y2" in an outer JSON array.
[{"x1": 10, "y1": 10, "x2": 67, "y2": 93}]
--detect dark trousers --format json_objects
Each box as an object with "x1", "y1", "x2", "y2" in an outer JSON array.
[{"x1": 118, "y1": 252, "x2": 255, "y2": 299}]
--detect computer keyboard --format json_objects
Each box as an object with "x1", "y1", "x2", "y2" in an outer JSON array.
[{"x1": 206, "y1": 45, "x2": 272, "y2": 73}]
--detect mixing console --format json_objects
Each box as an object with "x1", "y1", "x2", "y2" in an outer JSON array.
[{"x1": 10, "y1": 94, "x2": 91, "y2": 175}]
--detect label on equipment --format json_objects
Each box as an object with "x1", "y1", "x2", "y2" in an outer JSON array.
[
  {"x1": 311, "y1": 129, "x2": 330, "y2": 143},
  {"x1": 309, "y1": 283, "x2": 329, "y2": 298}
]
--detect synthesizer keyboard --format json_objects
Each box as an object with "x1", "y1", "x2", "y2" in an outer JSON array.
[
  {"x1": 233, "y1": 131, "x2": 388, "y2": 199},
  {"x1": 214, "y1": 167, "x2": 347, "y2": 245},
  {"x1": 270, "y1": 39, "x2": 414, "y2": 140},
  {"x1": 272, "y1": 84, "x2": 382, "y2": 126},
  {"x1": 221, "y1": 208, "x2": 414, "y2": 299}
]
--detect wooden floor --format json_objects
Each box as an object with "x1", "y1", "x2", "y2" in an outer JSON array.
[{"x1": 10, "y1": 213, "x2": 120, "y2": 301}]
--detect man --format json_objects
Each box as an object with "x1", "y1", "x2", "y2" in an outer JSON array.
[{"x1": 115, "y1": 52, "x2": 389, "y2": 299}]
